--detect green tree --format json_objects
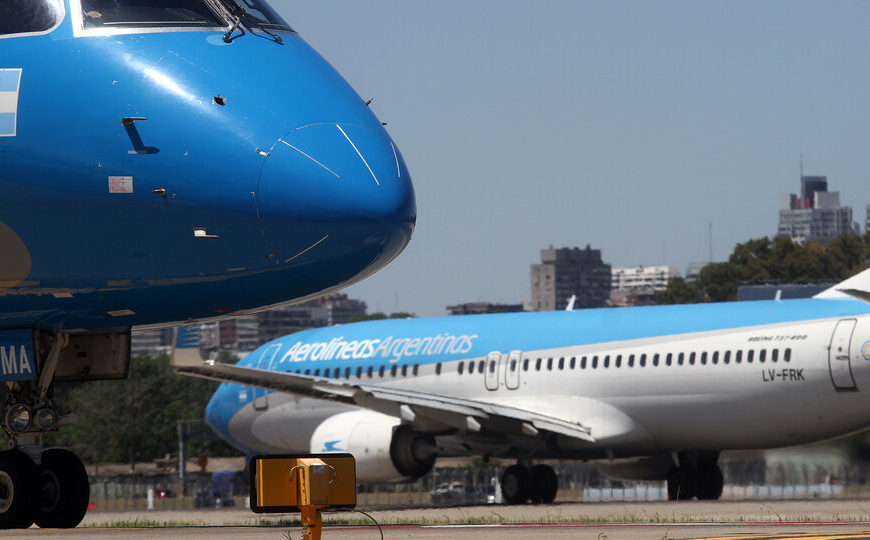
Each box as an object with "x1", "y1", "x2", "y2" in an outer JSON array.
[
  {"x1": 698, "y1": 262, "x2": 744, "y2": 302},
  {"x1": 46, "y1": 354, "x2": 242, "y2": 465},
  {"x1": 657, "y1": 233, "x2": 870, "y2": 305},
  {"x1": 655, "y1": 277, "x2": 704, "y2": 305}
]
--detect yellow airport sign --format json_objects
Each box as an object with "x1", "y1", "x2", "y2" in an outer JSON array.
[{"x1": 249, "y1": 453, "x2": 356, "y2": 513}]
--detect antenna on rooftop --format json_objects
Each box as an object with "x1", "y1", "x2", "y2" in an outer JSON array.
[{"x1": 708, "y1": 222, "x2": 713, "y2": 262}]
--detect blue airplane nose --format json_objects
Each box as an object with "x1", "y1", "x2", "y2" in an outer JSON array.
[{"x1": 256, "y1": 123, "x2": 416, "y2": 267}]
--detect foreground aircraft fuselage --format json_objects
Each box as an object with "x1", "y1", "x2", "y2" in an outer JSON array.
[
  {"x1": 196, "y1": 273, "x2": 870, "y2": 503},
  {"x1": 1, "y1": 0, "x2": 415, "y2": 332},
  {"x1": 0, "y1": 0, "x2": 414, "y2": 528}
]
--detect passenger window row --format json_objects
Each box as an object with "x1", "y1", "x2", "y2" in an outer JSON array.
[
  {"x1": 282, "y1": 347, "x2": 792, "y2": 380},
  {"x1": 519, "y1": 347, "x2": 792, "y2": 372},
  {"x1": 287, "y1": 363, "x2": 422, "y2": 379}
]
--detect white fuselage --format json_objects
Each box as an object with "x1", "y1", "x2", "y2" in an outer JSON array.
[{"x1": 218, "y1": 310, "x2": 870, "y2": 461}]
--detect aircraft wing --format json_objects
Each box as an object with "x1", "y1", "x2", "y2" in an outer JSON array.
[{"x1": 174, "y1": 361, "x2": 595, "y2": 443}]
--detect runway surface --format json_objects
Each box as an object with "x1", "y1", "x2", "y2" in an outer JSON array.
[
  {"x1": 7, "y1": 500, "x2": 870, "y2": 538},
  {"x1": 6, "y1": 523, "x2": 870, "y2": 539},
  {"x1": 690, "y1": 535, "x2": 870, "y2": 539}
]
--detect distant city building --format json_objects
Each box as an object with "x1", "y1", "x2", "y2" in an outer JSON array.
[
  {"x1": 866, "y1": 194, "x2": 870, "y2": 234},
  {"x1": 777, "y1": 175, "x2": 859, "y2": 243},
  {"x1": 611, "y1": 265, "x2": 680, "y2": 291},
  {"x1": 608, "y1": 266, "x2": 679, "y2": 307},
  {"x1": 530, "y1": 245, "x2": 611, "y2": 311},
  {"x1": 200, "y1": 293, "x2": 368, "y2": 355},
  {"x1": 303, "y1": 293, "x2": 367, "y2": 325},
  {"x1": 446, "y1": 302, "x2": 524, "y2": 315},
  {"x1": 197, "y1": 323, "x2": 220, "y2": 351},
  {"x1": 685, "y1": 262, "x2": 709, "y2": 283},
  {"x1": 207, "y1": 315, "x2": 260, "y2": 354},
  {"x1": 609, "y1": 287, "x2": 658, "y2": 307},
  {"x1": 130, "y1": 328, "x2": 173, "y2": 356},
  {"x1": 257, "y1": 305, "x2": 329, "y2": 344}
]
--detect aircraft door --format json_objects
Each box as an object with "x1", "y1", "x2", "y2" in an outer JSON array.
[
  {"x1": 252, "y1": 344, "x2": 282, "y2": 410},
  {"x1": 505, "y1": 350, "x2": 521, "y2": 390},
  {"x1": 829, "y1": 318, "x2": 857, "y2": 391},
  {"x1": 484, "y1": 351, "x2": 500, "y2": 391}
]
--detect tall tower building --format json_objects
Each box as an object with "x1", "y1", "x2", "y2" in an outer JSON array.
[
  {"x1": 865, "y1": 194, "x2": 870, "y2": 234},
  {"x1": 530, "y1": 245, "x2": 611, "y2": 311},
  {"x1": 777, "y1": 175, "x2": 858, "y2": 243}
]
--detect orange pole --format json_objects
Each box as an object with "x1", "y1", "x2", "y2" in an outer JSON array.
[{"x1": 300, "y1": 506, "x2": 322, "y2": 540}]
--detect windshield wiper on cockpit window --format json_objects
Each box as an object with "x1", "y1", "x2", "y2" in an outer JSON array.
[
  {"x1": 208, "y1": 0, "x2": 283, "y2": 45},
  {"x1": 253, "y1": 22, "x2": 283, "y2": 44},
  {"x1": 216, "y1": 0, "x2": 246, "y2": 42}
]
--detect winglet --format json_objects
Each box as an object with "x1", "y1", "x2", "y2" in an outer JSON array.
[
  {"x1": 565, "y1": 295, "x2": 576, "y2": 311},
  {"x1": 814, "y1": 267, "x2": 870, "y2": 303},
  {"x1": 170, "y1": 325, "x2": 205, "y2": 367}
]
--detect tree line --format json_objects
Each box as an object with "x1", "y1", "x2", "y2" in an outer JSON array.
[
  {"x1": 42, "y1": 354, "x2": 243, "y2": 467},
  {"x1": 657, "y1": 233, "x2": 870, "y2": 304}
]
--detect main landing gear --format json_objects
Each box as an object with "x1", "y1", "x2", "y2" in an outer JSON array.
[
  {"x1": 667, "y1": 452, "x2": 723, "y2": 501},
  {"x1": 0, "y1": 447, "x2": 90, "y2": 529},
  {"x1": 0, "y1": 332, "x2": 101, "y2": 529},
  {"x1": 500, "y1": 463, "x2": 558, "y2": 504}
]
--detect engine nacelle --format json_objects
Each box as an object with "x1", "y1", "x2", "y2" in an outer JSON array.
[{"x1": 309, "y1": 410, "x2": 436, "y2": 483}]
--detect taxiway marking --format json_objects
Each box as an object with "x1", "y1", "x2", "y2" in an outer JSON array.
[{"x1": 685, "y1": 533, "x2": 870, "y2": 540}]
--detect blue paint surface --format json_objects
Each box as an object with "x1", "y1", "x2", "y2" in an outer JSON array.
[
  {"x1": 322, "y1": 440, "x2": 344, "y2": 452},
  {"x1": 0, "y1": 70, "x2": 21, "y2": 92},
  {"x1": 0, "y1": 113, "x2": 15, "y2": 136},
  {"x1": 0, "y1": 6, "x2": 415, "y2": 332},
  {"x1": 0, "y1": 329, "x2": 35, "y2": 381}
]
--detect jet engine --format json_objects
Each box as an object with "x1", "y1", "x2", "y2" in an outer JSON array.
[{"x1": 309, "y1": 410, "x2": 436, "y2": 483}]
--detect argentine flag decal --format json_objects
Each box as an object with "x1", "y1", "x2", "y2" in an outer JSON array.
[{"x1": 0, "y1": 69, "x2": 22, "y2": 137}]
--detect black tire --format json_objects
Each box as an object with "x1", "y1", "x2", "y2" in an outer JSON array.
[
  {"x1": 695, "y1": 464, "x2": 724, "y2": 501},
  {"x1": 667, "y1": 467, "x2": 694, "y2": 501},
  {"x1": 501, "y1": 464, "x2": 530, "y2": 504},
  {"x1": 34, "y1": 448, "x2": 90, "y2": 528},
  {"x1": 530, "y1": 464, "x2": 558, "y2": 504},
  {"x1": 0, "y1": 449, "x2": 37, "y2": 529}
]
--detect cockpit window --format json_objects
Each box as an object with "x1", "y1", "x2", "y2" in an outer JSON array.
[
  {"x1": 77, "y1": 0, "x2": 292, "y2": 32},
  {"x1": 80, "y1": 0, "x2": 225, "y2": 28},
  {"x1": 237, "y1": 0, "x2": 290, "y2": 30},
  {"x1": 0, "y1": 0, "x2": 64, "y2": 36}
]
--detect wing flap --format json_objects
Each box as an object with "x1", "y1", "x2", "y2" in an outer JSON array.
[{"x1": 175, "y1": 362, "x2": 594, "y2": 443}]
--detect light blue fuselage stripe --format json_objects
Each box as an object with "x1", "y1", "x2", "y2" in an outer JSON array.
[
  {"x1": 0, "y1": 113, "x2": 15, "y2": 135},
  {"x1": 0, "y1": 70, "x2": 21, "y2": 92},
  {"x1": 237, "y1": 298, "x2": 870, "y2": 372}
]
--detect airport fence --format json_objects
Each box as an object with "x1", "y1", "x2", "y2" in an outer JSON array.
[{"x1": 86, "y1": 458, "x2": 870, "y2": 511}]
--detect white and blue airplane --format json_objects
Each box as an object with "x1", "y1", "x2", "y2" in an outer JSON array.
[
  {"x1": 182, "y1": 269, "x2": 870, "y2": 505},
  {"x1": 1, "y1": 0, "x2": 414, "y2": 529}
]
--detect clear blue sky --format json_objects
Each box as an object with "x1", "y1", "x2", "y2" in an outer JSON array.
[{"x1": 271, "y1": 1, "x2": 870, "y2": 316}]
